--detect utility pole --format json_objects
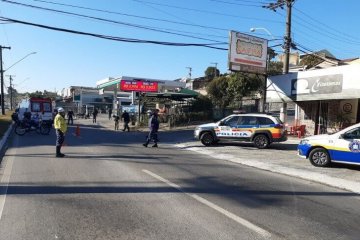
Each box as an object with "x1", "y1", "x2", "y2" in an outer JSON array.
[
  {"x1": 211, "y1": 62, "x2": 218, "y2": 78},
  {"x1": 186, "y1": 67, "x2": 192, "y2": 79},
  {"x1": 263, "y1": 0, "x2": 294, "y2": 122},
  {"x1": 0, "y1": 45, "x2": 11, "y2": 115},
  {"x1": 6, "y1": 74, "x2": 15, "y2": 110},
  {"x1": 263, "y1": 0, "x2": 293, "y2": 74}
]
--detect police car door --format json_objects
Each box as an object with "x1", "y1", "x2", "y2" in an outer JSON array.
[
  {"x1": 217, "y1": 116, "x2": 240, "y2": 139},
  {"x1": 332, "y1": 126, "x2": 360, "y2": 164}
]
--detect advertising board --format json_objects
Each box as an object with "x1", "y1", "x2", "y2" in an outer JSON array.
[
  {"x1": 228, "y1": 31, "x2": 268, "y2": 74},
  {"x1": 120, "y1": 80, "x2": 158, "y2": 92}
]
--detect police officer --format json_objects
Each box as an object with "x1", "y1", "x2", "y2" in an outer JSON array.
[
  {"x1": 143, "y1": 109, "x2": 160, "y2": 148},
  {"x1": 54, "y1": 107, "x2": 68, "y2": 157}
]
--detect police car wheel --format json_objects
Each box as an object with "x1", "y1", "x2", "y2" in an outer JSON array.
[
  {"x1": 253, "y1": 134, "x2": 269, "y2": 149},
  {"x1": 309, "y1": 148, "x2": 331, "y2": 167},
  {"x1": 200, "y1": 132, "x2": 214, "y2": 146}
]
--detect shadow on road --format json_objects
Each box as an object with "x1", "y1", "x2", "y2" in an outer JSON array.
[{"x1": 0, "y1": 184, "x2": 358, "y2": 197}]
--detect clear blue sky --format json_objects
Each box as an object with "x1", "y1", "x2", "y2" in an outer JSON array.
[{"x1": 0, "y1": 0, "x2": 359, "y2": 93}]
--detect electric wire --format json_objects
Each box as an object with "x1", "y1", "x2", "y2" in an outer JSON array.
[
  {"x1": 131, "y1": 0, "x2": 283, "y2": 24},
  {"x1": 0, "y1": 16, "x2": 228, "y2": 50},
  {"x1": 1, "y1": 0, "x2": 227, "y2": 43}
]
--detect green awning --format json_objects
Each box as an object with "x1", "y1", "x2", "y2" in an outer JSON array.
[{"x1": 178, "y1": 88, "x2": 199, "y2": 97}]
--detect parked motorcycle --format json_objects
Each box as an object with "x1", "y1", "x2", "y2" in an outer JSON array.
[{"x1": 14, "y1": 118, "x2": 51, "y2": 136}]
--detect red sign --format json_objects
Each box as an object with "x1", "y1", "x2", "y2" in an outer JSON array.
[{"x1": 120, "y1": 80, "x2": 158, "y2": 92}]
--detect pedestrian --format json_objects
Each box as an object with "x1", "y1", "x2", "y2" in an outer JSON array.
[
  {"x1": 54, "y1": 107, "x2": 67, "y2": 157},
  {"x1": 121, "y1": 110, "x2": 130, "y2": 132},
  {"x1": 143, "y1": 109, "x2": 159, "y2": 148},
  {"x1": 108, "y1": 108, "x2": 112, "y2": 120},
  {"x1": 67, "y1": 109, "x2": 74, "y2": 125},
  {"x1": 92, "y1": 108, "x2": 98, "y2": 123},
  {"x1": 114, "y1": 114, "x2": 120, "y2": 130}
]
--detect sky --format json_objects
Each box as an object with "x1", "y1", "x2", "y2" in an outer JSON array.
[{"x1": 0, "y1": 0, "x2": 359, "y2": 93}]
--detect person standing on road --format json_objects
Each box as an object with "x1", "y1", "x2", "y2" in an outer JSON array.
[
  {"x1": 121, "y1": 110, "x2": 130, "y2": 132},
  {"x1": 143, "y1": 109, "x2": 159, "y2": 148},
  {"x1": 67, "y1": 110, "x2": 74, "y2": 125},
  {"x1": 108, "y1": 108, "x2": 112, "y2": 120},
  {"x1": 114, "y1": 114, "x2": 120, "y2": 130},
  {"x1": 54, "y1": 107, "x2": 68, "y2": 158},
  {"x1": 92, "y1": 108, "x2": 98, "y2": 123}
]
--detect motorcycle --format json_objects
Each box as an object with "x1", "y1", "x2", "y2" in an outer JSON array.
[{"x1": 14, "y1": 118, "x2": 51, "y2": 136}]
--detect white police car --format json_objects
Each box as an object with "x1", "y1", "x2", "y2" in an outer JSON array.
[{"x1": 298, "y1": 123, "x2": 360, "y2": 167}]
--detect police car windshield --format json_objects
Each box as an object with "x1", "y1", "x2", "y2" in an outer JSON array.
[{"x1": 274, "y1": 116, "x2": 283, "y2": 124}]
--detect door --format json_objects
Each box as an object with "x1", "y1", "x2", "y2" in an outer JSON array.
[
  {"x1": 216, "y1": 116, "x2": 240, "y2": 139},
  {"x1": 331, "y1": 126, "x2": 360, "y2": 164},
  {"x1": 238, "y1": 116, "x2": 258, "y2": 139}
]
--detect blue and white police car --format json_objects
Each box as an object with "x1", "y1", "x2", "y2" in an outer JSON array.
[{"x1": 298, "y1": 123, "x2": 360, "y2": 167}]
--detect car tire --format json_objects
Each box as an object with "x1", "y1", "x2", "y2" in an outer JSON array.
[
  {"x1": 200, "y1": 132, "x2": 214, "y2": 146},
  {"x1": 253, "y1": 134, "x2": 270, "y2": 149},
  {"x1": 40, "y1": 124, "x2": 51, "y2": 135},
  {"x1": 15, "y1": 124, "x2": 26, "y2": 136},
  {"x1": 309, "y1": 148, "x2": 331, "y2": 167}
]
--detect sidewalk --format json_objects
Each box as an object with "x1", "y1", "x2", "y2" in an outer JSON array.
[
  {"x1": 77, "y1": 114, "x2": 198, "y2": 132},
  {"x1": 78, "y1": 114, "x2": 360, "y2": 194}
]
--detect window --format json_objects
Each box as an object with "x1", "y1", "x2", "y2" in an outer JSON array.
[
  {"x1": 223, "y1": 116, "x2": 240, "y2": 127},
  {"x1": 240, "y1": 116, "x2": 258, "y2": 125},
  {"x1": 32, "y1": 102, "x2": 40, "y2": 112},
  {"x1": 344, "y1": 128, "x2": 360, "y2": 140},
  {"x1": 43, "y1": 103, "x2": 51, "y2": 112},
  {"x1": 258, "y1": 117, "x2": 274, "y2": 125}
]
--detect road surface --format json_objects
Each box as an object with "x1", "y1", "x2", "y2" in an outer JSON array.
[{"x1": 0, "y1": 125, "x2": 359, "y2": 240}]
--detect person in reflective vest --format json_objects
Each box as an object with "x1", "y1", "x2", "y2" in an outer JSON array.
[{"x1": 54, "y1": 107, "x2": 68, "y2": 157}]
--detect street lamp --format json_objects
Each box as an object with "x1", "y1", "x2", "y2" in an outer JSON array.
[
  {"x1": 250, "y1": 27, "x2": 275, "y2": 40},
  {"x1": 1, "y1": 51, "x2": 37, "y2": 114},
  {"x1": 249, "y1": 27, "x2": 275, "y2": 113},
  {"x1": 5, "y1": 52, "x2": 37, "y2": 71}
]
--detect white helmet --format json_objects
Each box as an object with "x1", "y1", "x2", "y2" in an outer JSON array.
[{"x1": 57, "y1": 107, "x2": 65, "y2": 113}]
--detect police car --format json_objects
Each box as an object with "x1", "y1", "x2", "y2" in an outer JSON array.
[
  {"x1": 298, "y1": 123, "x2": 360, "y2": 167},
  {"x1": 194, "y1": 113, "x2": 287, "y2": 149}
]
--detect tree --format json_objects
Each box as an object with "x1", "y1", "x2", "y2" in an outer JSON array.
[
  {"x1": 267, "y1": 61, "x2": 283, "y2": 76},
  {"x1": 207, "y1": 72, "x2": 263, "y2": 112},
  {"x1": 205, "y1": 66, "x2": 220, "y2": 81},
  {"x1": 227, "y1": 72, "x2": 263, "y2": 102},
  {"x1": 190, "y1": 95, "x2": 213, "y2": 112},
  {"x1": 300, "y1": 55, "x2": 323, "y2": 69},
  {"x1": 207, "y1": 76, "x2": 231, "y2": 110}
]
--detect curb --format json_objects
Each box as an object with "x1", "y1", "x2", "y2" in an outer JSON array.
[
  {"x1": 0, "y1": 123, "x2": 13, "y2": 154},
  {"x1": 176, "y1": 143, "x2": 360, "y2": 194}
]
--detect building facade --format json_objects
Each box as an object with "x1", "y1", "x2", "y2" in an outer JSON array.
[{"x1": 267, "y1": 63, "x2": 360, "y2": 135}]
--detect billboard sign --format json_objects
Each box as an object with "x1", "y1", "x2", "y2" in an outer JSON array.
[
  {"x1": 120, "y1": 80, "x2": 158, "y2": 92},
  {"x1": 228, "y1": 31, "x2": 268, "y2": 74}
]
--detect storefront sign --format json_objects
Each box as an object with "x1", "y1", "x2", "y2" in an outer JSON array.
[
  {"x1": 120, "y1": 80, "x2": 158, "y2": 92},
  {"x1": 291, "y1": 74, "x2": 343, "y2": 95},
  {"x1": 228, "y1": 31, "x2": 268, "y2": 74}
]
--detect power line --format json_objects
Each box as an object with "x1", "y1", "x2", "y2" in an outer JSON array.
[
  {"x1": 0, "y1": 16, "x2": 228, "y2": 50},
  {"x1": 293, "y1": 6, "x2": 360, "y2": 42},
  {"x1": 209, "y1": 0, "x2": 263, "y2": 7},
  {"x1": 131, "y1": 0, "x2": 283, "y2": 24},
  {"x1": 1, "y1": 0, "x2": 227, "y2": 43},
  {"x1": 30, "y1": 0, "x2": 231, "y2": 32}
]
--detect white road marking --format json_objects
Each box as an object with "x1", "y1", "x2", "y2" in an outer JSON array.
[
  {"x1": 142, "y1": 169, "x2": 272, "y2": 238},
  {"x1": 0, "y1": 149, "x2": 15, "y2": 220}
]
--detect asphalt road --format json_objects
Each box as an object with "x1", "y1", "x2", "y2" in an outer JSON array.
[{"x1": 0, "y1": 124, "x2": 359, "y2": 240}]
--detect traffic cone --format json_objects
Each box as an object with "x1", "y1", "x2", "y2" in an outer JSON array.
[{"x1": 75, "y1": 125, "x2": 80, "y2": 137}]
